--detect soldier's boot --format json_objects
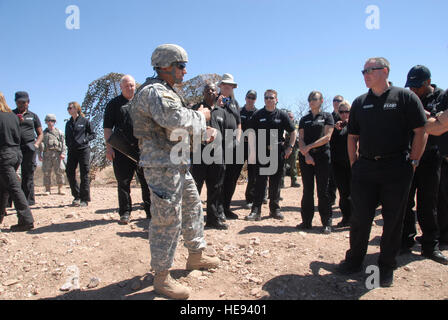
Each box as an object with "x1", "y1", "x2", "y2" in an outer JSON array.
[
  {"x1": 186, "y1": 251, "x2": 220, "y2": 271},
  {"x1": 43, "y1": 186, "x2": 51, "y2": 196},
  {"x1": 245, "y1": 207, "x2": 261, "y2": 221},
  {"x1": 153, "y1": 270, "x2": 190, "y2": 300},
  {"x1": 58, "y1": 185, "x2": 66, "y2": 195}
]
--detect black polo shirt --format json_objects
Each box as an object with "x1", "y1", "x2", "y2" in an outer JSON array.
[
  {"x1": 103, "y1": 94, "x2": 138, "y2": 146},
  {"x1": 332, "y1": 111, "x2": 341, "y2": 123},
  {"x1": 192, "y1": 101, "x2": 227, "y2": 138},
  {"x1": 299, "y1": 111, "x2": 334, "y2": 153},
  {"x1": 0, "y1": 112, "x2": 21, "y2": 156},
  {"x1": 436, "y1": 89, "x2": 448, "y2": 156},
  {"x1": 348, "y1": 86, "x2": 426, "y2": 158},
  {"x1": 249, "y1": 107, "x2": 296, "y2": 150},
  {"x1": 65, "y1": 116, "x2": 95, "y2": 150},
  {"x1": 330, "y1": 126, "x2": 349, "y2": 165},
  {"x1": 240, "y1": 105, "x2": 257, "y2": 132},
  {"x1": 12, "y1": 109, "x2": 41, "y2": 145}
]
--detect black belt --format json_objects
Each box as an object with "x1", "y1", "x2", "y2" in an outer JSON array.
[{"x1": 361, "y1": 152, "x2": 407, "y2": 161}]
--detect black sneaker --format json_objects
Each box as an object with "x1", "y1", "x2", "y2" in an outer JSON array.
[
  {"x1": 379, "y1": 268, "x2": 394, "y2": 287},
  {"x1": 72, "y1": 199, "x2": 81, "y2": 207},
  {"x1": 335, "y1": 261, "x2": 362, "y2": 275},
  {"x1": 119, "y1": 214, "x2": 130, "y2": 225},
  {"x1": 80, "y1": 201, "x2": 88, "y2": 207},
  {"x1": 245, "y1": 210, "x2": 261, "y2": 221},
  {"x1": 11, "y1": 223, "x2": 34, "y2": 232},
  {"x1": 296, "y1": 223, "x2": 312, "y2": 230},
  {"x1": 422, "y1": 250, "x2": 448, "y2": 265},
  {"x1": 269, "y1": 210, "x2": 284, "y2": 220},
  {"x1": 224, "y1": 209, "x2": 239, "y2": 220},
  {"x1": 291, "y1": 181, "x2": 301, "y2": 188},
  {"x1": 262, "y1": 198, "x2": 268, "y2": 204},
  {"x1": 322, "y1": 226, "x2": 332, "y2": 234},
  {"x1": 205, "y1": 220, "x2": 229, "y2": 230}
]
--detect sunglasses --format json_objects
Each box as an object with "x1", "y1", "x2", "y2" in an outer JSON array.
[
  {"x1": 67, "y1": 107, "x2": 73, "y2": 110},
  {"x1": 361, "y1": 67, "x2": 384, "y2": 75},
  {"x1": 333, "y1": 99, "x2": 343, "y2": 103},
  {"x1": 339, "y1": 110, "x2": 350, "y2": 114},
  {"x1": 309, "y1": 98, "x2": 321, "y2": 102},
  {"x1": 173, "y1": 62, "x2": 187, "y2": 70},
  {"x1": 264, "y1": 96, "x2": 276, "y2": 100},
  {"x1": 246, "y1": 96, "x2": 256, "y2": 100}
]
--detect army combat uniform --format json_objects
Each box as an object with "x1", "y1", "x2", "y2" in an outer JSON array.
[
  {"x1": 133, "y1": 77, "x2": 208, "y2": 272},
  {"x1": 39, "y1": 127, "x2": 66, "y2": 189}
]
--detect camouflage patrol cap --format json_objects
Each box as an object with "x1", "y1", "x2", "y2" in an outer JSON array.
[
  {"x1": 45, "y1": 114, "x2": 56, "y2": 122},
  {"x1": 151, "y1": 44, "x2": 188, "y2": 68}
]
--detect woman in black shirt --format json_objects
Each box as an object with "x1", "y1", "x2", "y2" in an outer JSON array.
[
  {"x1": 330, "y1": 101, "x2": 352, "y2": 227},
  {"x1": 65, "y1": 102, "x2": 95, "y2": 207},
  {"x1": 298, "y1": 91, "x2": 334, "y2": 234}
]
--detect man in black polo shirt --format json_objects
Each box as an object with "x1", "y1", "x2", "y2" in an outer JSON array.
[
  {"x1": 103, "y1": 75, "x2": 151, "y2": 224},
  {"x1": 236, "y1": 90, "x2": 258, "y2": 209},
  {"x1": 400, "y1": 66, "x2": 448, "y2": 264},
  {"x1": 328, "y1": 95, "x2": 344, "y2": 205},
  {"x1": 245, "y1": 89, "x2": 296, "y2": 221},
  {"x1": 338, "y1": 57, "x2": 427, "y2": 287},
  {"x1": 13, "y1": 91, "x2": 43, "y2": 206},
  {"x1": 427, "y1": 90, "x2": 448, "y2": 247},
  {"x1": 191, "y1": 83, "x2": 228, "y2": 230}
]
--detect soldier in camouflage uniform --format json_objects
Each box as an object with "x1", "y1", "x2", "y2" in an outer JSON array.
[
  {"x1": 283, "y1": 111, "x2": 300, "y2": 188},
  {"x1": 38, "y1": 114, "x2": 66, "y2": 195},
  {"x1": 132, "y1": 44, "x2": 220, "y2": 300}
]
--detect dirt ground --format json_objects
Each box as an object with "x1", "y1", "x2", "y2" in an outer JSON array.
[{"x1": 1, "y1": 167, "x2": 447, "y2": 300}]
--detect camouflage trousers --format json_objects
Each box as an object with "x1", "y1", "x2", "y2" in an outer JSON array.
[
  {"x1": 42, "y1": 150, "x2": 65, "y2": 186},
  {"x1": 144, "y1": 166, "x2": 206, "y2": 272}
]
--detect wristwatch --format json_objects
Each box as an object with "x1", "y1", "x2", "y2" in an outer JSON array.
[{"x1": 410, "y1": 159, "x2": 419, "y2": 167}]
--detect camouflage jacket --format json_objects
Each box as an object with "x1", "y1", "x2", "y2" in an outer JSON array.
[
  {"x1": 39, "y1": 127, "x2": 66, "y2": 154},
  {"x1": 132, "y1": 77, "x2": 206, "y2": 167}
]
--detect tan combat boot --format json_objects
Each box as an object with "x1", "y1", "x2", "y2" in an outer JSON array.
[
  {"x1": 43, "y1": 186, "x2": 51, "y2": 196},
  {"x1": 153, "y1": 270, "x2": 190, "y2": 300},
  {"x1": 186, "y1": 250, "x2": 220, "y2": 271},
  {"x1": 58, "y1": 185, "x2": 66, "y2": 195}
]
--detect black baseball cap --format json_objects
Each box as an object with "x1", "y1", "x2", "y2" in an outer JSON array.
[
  {"x1": 405, "y1": 65, "x2": 431, "y2": 88},
  {"x1": 15, "y1": 91, "x2": 30, "y2": 102},
  {"x1": 246, "y1": 90, "x2": 257, "y2": 98}
]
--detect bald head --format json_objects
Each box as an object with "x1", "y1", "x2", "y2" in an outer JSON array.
[{"x1": 120, "y1": 75, "x2": 136, "y2": 100}]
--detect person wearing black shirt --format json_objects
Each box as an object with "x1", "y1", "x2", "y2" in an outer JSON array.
[
  {"x1": 103, "y1": 75, "x2": 152, "y2": 224},
  {"x1": 191, "y1": 83, "x2": 228, "y2": 230},
  {"x1": 65, "y1": 102, "x2": 95, "y2": 207},
  {"x1": 0, "y1": 92, "x2": 34, "y2": 231},
  {"x1": 236, "y1": 90, "x2": 258, "y2": 209},
  {"x1": 217, "y1": 74, "x2": 242, "y2": 220},
  {"x1": 328, "y1": 95, "x2": 344, "y2": 205},
  {"x1": 400, "y1": 66, "x2": 448, "y2": 265},
  {"x1": 297, "y1": 91, "x2": 334, "y2": 234},
  {"x1": 428, "y1": 89, "x2": 448, "y2": 246},
  {"x1": 330, "y1": 100, "x2": 352, "y2": 228},
  {"x1": 338, "y1": 57, "x2": 427, "y2": 287},
  {"x1": 12, "y1": 91, "x2": 43, "y2": 206},
  {"x1": 245, "y1": 89, "x2": 296, "y2": 221}
]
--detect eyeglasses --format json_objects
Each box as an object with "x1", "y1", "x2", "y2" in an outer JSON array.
[
  {"x1": 333, "y1": 99, "x2": 343, "y2": 103},
  {"x1": 264, "y1": 96, "x2": 276, "y2": 100},
  {"x1": 246, "y1": 96, "x2": 256, "y2": 100},
  {"x1": 339, "y1": 110, "x2": 350, "y2": 114},
  {"x1": 361, "y1": 67, "x2": 385, "y2": 75},
  {"x1": 173, "y1": 62, "x2": 187, "y2": 70}
]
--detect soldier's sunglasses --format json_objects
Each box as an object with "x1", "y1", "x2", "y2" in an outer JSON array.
[
  {"x1": 173, "y1": 62, "x2": 187, "y2": 70},
  {"x1": 339, "y1": 110, "x2": 350, "y2": 114}
]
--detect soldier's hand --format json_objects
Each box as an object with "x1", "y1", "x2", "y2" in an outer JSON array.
[
  {"x1": 106, "y1": 147, "x2": 115, "y2": 161},
  {"x1": 205, "y1": 127, "x2": 217, "y2": 143}
]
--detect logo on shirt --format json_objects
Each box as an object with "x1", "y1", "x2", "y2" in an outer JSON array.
[
  {"x1": 259, "y1": 118, "x2": 266, "y2": 122},
  {"x1": 363, "y1": 104, "x2": 374, "y2": 109},
  {"x1": 216, "y1": 116, "x2": 224, "y2": 123},
  {"x1": 274, "y1": 119, "x2": 281, "y2": 124},
  {"x1": 25, "y1": 117, "x2": 34, "y2": 121},
  {"x1": 383, "y1": 103, "x2": 397, "y2": 110}
]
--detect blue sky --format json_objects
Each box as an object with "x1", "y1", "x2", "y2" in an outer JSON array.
[{"x1": 1, "y1": 0, "x2": 447, "y2": 131}]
